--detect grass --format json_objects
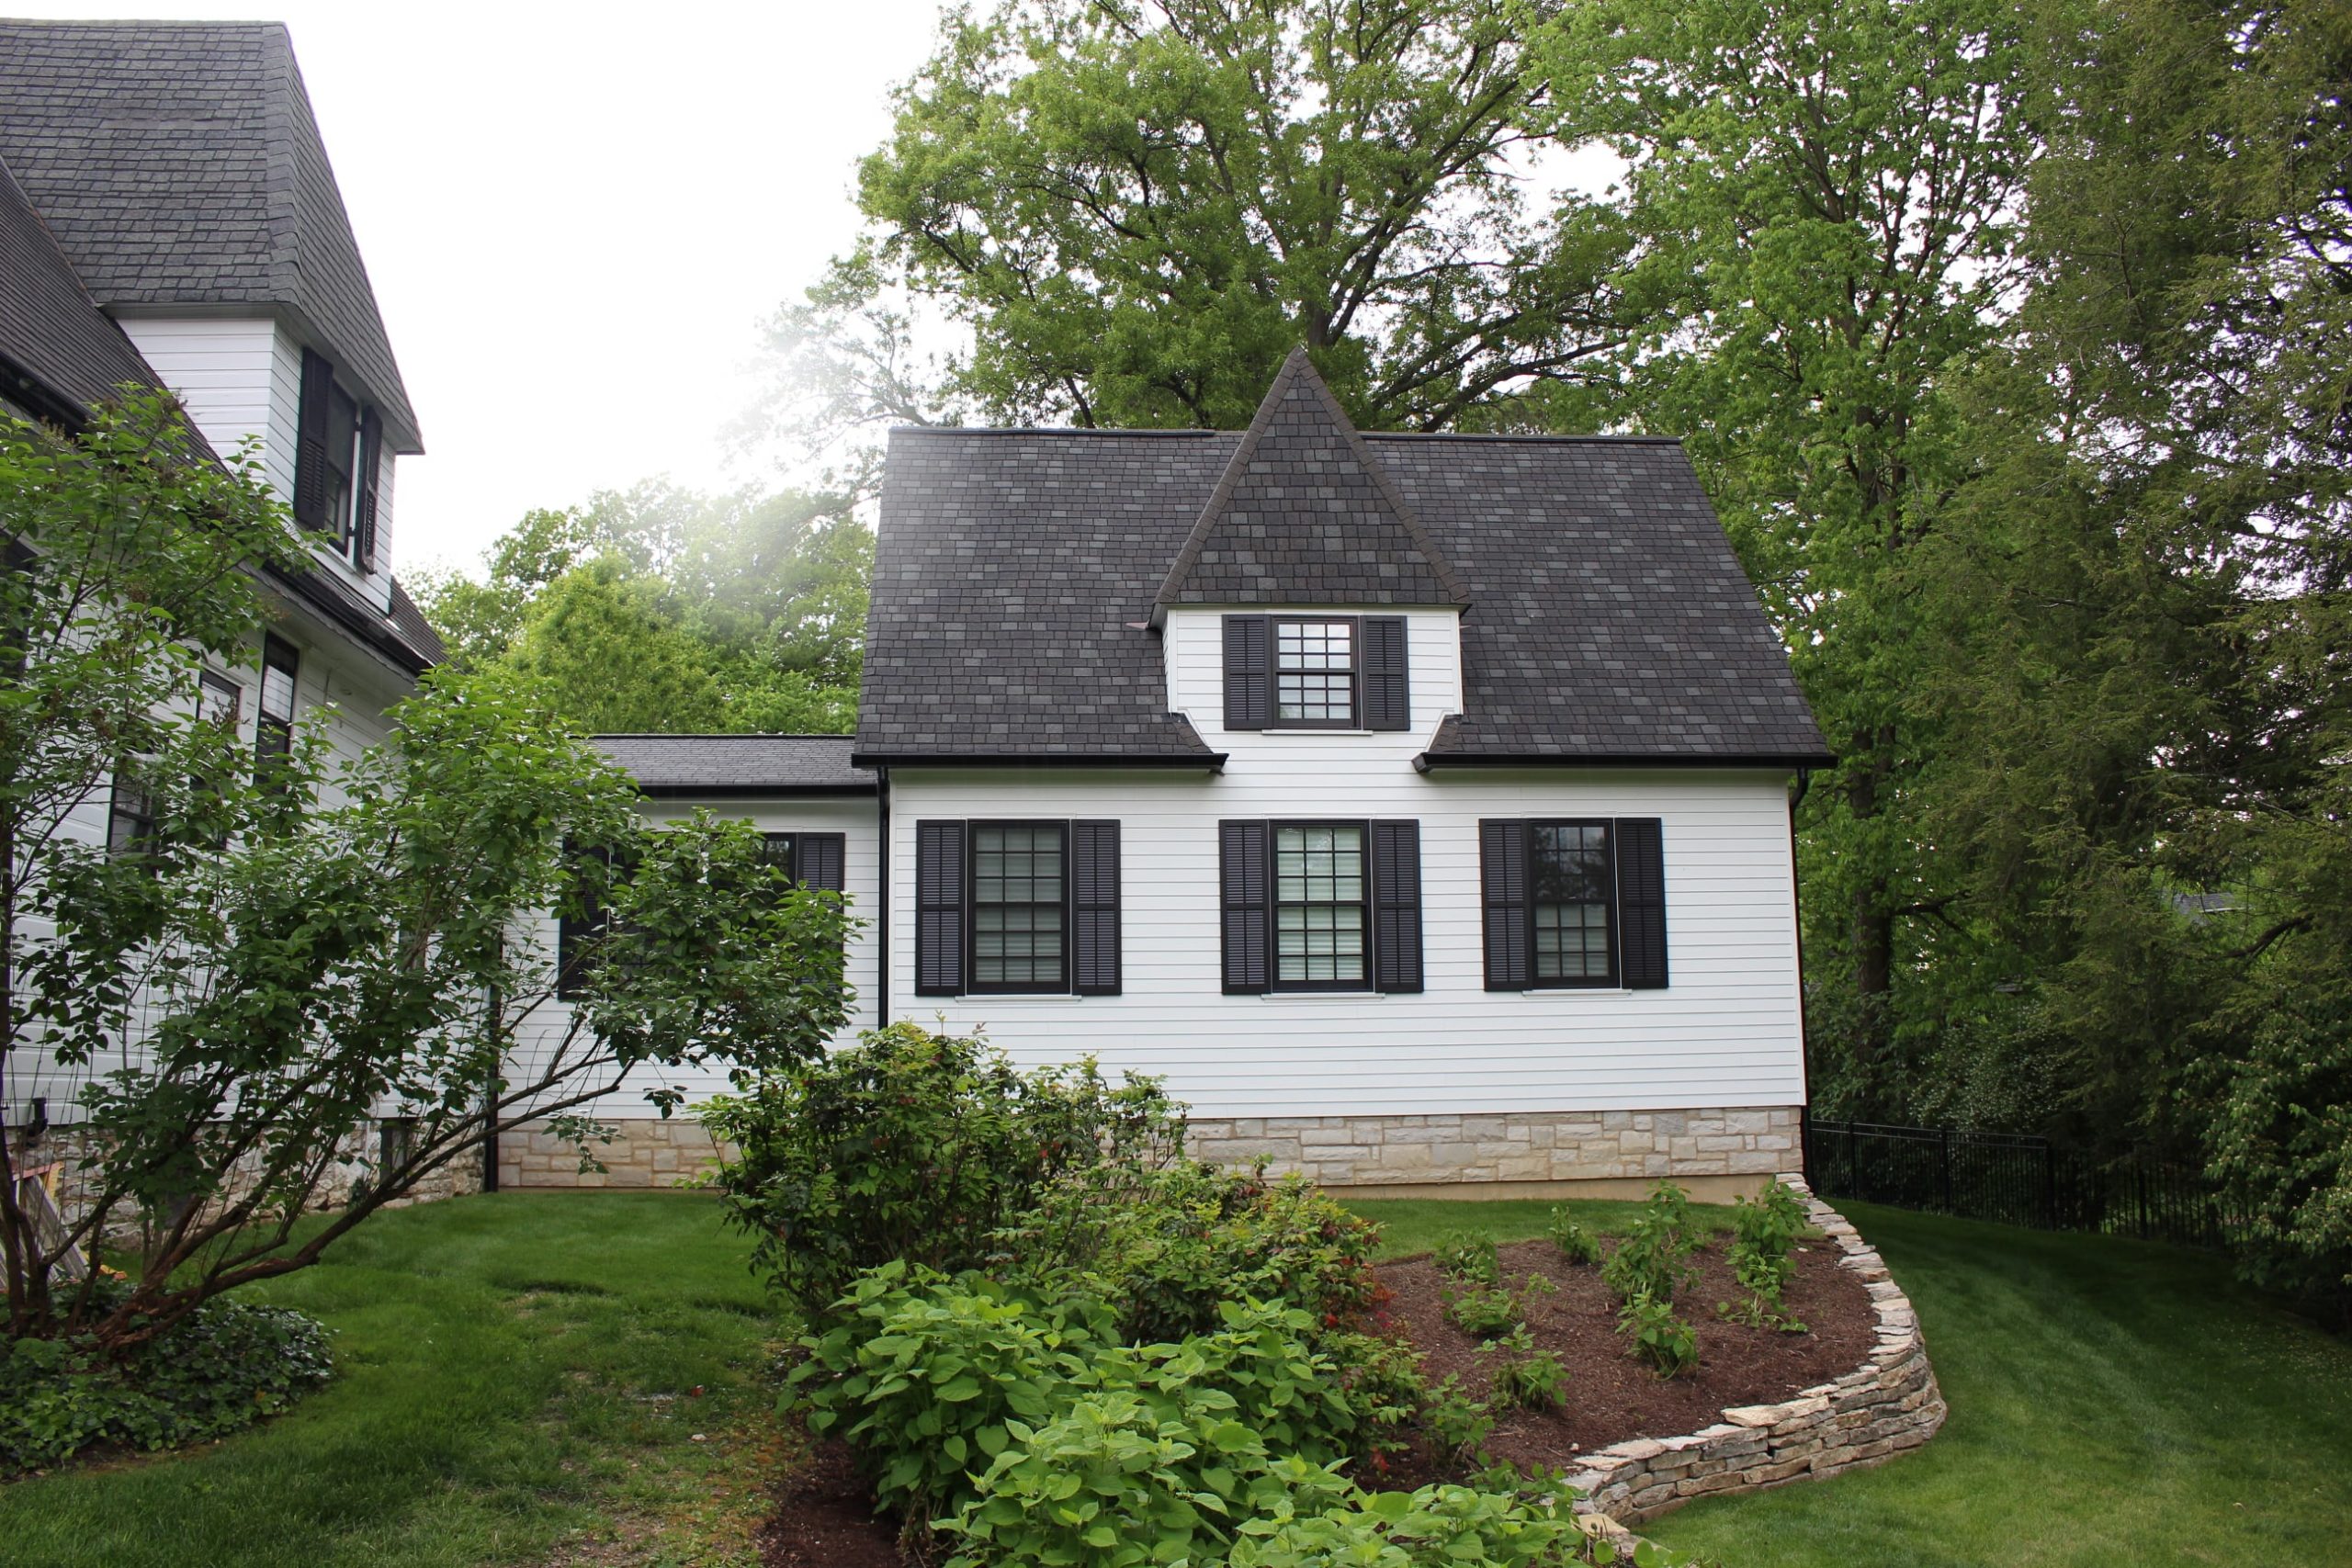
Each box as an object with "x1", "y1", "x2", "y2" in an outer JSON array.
[
  {"x1": 1349, "y1": 1195, "x2": 1739, "y2": 1261},
  {"x1": 0, "y1": 1192, "x2": 783, "y2": 1568},
  {"x1": 1349, "y1": 1197, "x2": 2352, "y2": 1568}
]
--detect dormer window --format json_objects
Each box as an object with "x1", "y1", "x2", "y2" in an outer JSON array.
[
  {"x1": 294, "y1": 348, "x2": 381, "y2": 574},
  {"x1": 1275, "y1": 619, "x2": 1357, "y2": 727}
]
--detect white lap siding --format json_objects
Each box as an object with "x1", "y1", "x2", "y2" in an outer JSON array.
[
  {"x1": 886, "y1": 604, "x2": 1803, "y2": 1120},
  {"x1": 500, "y1": 795, "x2": 883, "y2": 1119}
]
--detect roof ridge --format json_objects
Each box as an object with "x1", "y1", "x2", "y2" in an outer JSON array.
[{"x1": 1152, "y1": 347, "x2": 1472, "y2": 612}]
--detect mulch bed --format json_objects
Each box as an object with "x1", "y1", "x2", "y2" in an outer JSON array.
[
  {"x1": 758, "y1": 1235, "x2": 1879, "y2": 1562},
  {"x1": 1373, "y1": 1235, "x2": 1876, "y2": 1474}
]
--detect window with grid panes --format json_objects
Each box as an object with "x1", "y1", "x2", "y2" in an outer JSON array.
[
  {"x1": 256, "y1": 634, "x2": 299, "y2": 788},
  {"x1": 1531, "y1": 821, "x2": 1616, "y2": 985},
  {"x1": 758, "y1": 832, "x2": 797, "y2": 886},
  {"x1": 1274, "y1": 619, "x2": 1356, "y2": 726},
  {"x1": 1275, "y1": 824, "x2": 1367, "y2": 987},
  {"x1": 971, "y1": 824, "x2": 1066, "y2": 991}
]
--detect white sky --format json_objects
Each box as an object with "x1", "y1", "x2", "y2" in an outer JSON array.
[{"x1": 15, "y1": 0, "x2": 955, "y2": 577}]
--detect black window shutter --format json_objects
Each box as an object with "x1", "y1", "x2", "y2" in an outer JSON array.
[
  {"x1": 1222, "y1": 615, "x2": 1271, "y2": 730},
  {"x1": 294, "y1": 349, "x2": 334, "y2": 531},
  {"x1": 1615, "y1": 818, "x2": 1668, "y2": 989},
  {"x1": 1371, "y1": 819, "x2": 1423, "y2": 993},
  {"x1": 799, "y1": 832, "x2": 846, "y2": 894},
  {"x1": 1480, "y1": 819, "x2": 1531, "y2": 990},
  {"x1": 1219, "y1": 819, "x2": 1270, "y2": 993},
  {"x1": 915, "y1": 821, "x2": 966, "y2": 996},
  {"x1": 1363, "y1": 617, "x2": 1410, "y2": 730},
  {"x1": 556, "y1": 842, "x2": 607, "y2": 1001},
  {"x1": 1071, "y1": 819, "x2": 1122, "y2": 996},
  {"x1": 354, "y1": 407, "x2": 382, "y2": 571}
]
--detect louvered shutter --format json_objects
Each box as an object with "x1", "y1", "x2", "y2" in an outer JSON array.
[
  {"x1": 1480, "y1": 820, "x2": 1531, "y2": 990},
  {"x1": 1614, "y1": 818, "x2": 1668, "y2": 989},
  {"x1": 915, "y1": 821, "x2": 966, "y2": 996},
  {"x1": 294, "y1": 349, "x2": 334, "y2": 531},
  {"x1": 1071, "y1": 819, "x2": 1122, "y2": 996},
  {"x1": 1363, "y1": 617, "x2": 1410, "y2": 730},
  {"x1": 354, "y1": 407, "x2": 382, "y2": 571},
  {"x1": 1219, "y1": 819, "x2": 1270, "y2": 993},
  {"x1": 1371, "y1": 819, "x2": 1424, "y2": 993},
  {"x1": 1223, "y1": 615, "x2": 1271, "y2": 730},
  {"x1": 799, "y1": 833, "x2": 846, "y2": 894}
]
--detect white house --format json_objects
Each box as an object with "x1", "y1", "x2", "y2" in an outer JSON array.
[
  {"x1": 2, "y1": 21, "x2": 442, "y2": 1155},
  {"x1": 506, "y1": 351, "x2": 1829, "y2": 1200}
]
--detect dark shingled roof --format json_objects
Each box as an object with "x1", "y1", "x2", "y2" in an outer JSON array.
[
  {"x1": 860, "y1": 368, "x2": 1827, "y2": 766},
  {"x1": 0, "y1": 19, "x2": 422, "y2": 452},
  {"x1": 1157, "y1": 348, "x2": 1469, "y2": 611},
  {"x1": 0, "y1": 155, "x2": 191, "y2": 431},
  {"x1": 591, "y1": 735, "x2": 876, "y2": 795},
  {"x1": 388, "y1": 579, "x2": 446, "y2": 667}
]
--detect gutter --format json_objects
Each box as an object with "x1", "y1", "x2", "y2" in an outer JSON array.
[
  {"x1": 1413, "y1": 750, "x2": 1839, "y2": 773},
  {"x1": 635, "y1": 783, "x2": 877, "y2": 801},
  {"x1": 850, "y1": 750, "x2": 1227, "y2": 773}
]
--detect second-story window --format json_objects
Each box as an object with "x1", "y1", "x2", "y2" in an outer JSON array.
[
  {"x1": 1274, "y1": 618, "x2": 1356, "y2": 727},
  {"x1": 295, "y1": 348, "x2": 381, "y2": 574}
]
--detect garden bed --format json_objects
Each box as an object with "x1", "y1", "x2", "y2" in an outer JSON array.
[{"x1": 1375, "y1": 1233, "x2": 1878, "y2": 1471}]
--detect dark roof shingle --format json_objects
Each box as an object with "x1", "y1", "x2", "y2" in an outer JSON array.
[
  {"x1": 0, "y1": 20, "x2": 422, "y2": 451},
  {"x1": 592, "y1": 735, "x2": 875, "y2": 794}
]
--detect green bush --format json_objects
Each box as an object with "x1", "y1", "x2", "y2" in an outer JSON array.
[
  {"x1": 1443, "y1": 1269, "x2": 1555, "y2": 1340},
  {"x1": 1547, "y1": 1208, "x2": 1602, "y2": 1267},
  {"x1": 1105, "y1": 1299, "x2": 1362, "y2": 1464},
  {"x1": 1600, "y1": 1181, "x2": 1700, "y2": 1305},
  {"x1": 1479, "y1": 1325, "x2": 1570, "y2": 1413},
  {"x1": 791, "y1": 1263, "x2": 1112, "y2": 1519},
  {"x1": 1000, "y1": 1157, "x2": 1382, "y2": 1345},
  {"x1": 1617, "y1": 1292, "x2": 1699, "y2": 1379},
  {"x1": 1228, "y1": 1473, "x2": 1601, "y2": 1567},
  {"x1": 704, "y1": 1023, "x2": 1183, "y2": 1320},
  {"x1": 1433, "y1": 1231, "x2": 1502, "y2": 1286},
  {"x1": 1325, "y1": 1329, "x2": 1425, "y2": 1462},
  {"x1": 1423, "y1": 1373, "x2": 1498, "y2": 1470},
  {"x1": 0, "y1": 1289, "x2": 333, "y2": 1473}
]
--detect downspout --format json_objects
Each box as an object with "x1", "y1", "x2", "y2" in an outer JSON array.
[
  {"x1": 1789, "y1": 768, "x2": 1814, "y2": 1182},
  {"x1": 875, "y1": 767, "x2": 890, "y2": 1029}
]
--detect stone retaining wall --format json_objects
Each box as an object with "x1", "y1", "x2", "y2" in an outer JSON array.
[
  {"x1": 1185, "y1": 1107, "x2": 1804, "y2": 1194},
  {"x1": 495, "y1": 1117, "x2": 727, "y2": 1189},
  {"x1": 1568, "y1": 1176, "x2": 1945, "y2": 1551}
]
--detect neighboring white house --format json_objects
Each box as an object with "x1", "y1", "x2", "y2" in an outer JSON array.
[
  {"x1": 508, "y1": 350, "x2": 1830, "y2": 1200},
  {"x1": 1, "y1": 21, "x2": 443, "y2": 1161}
]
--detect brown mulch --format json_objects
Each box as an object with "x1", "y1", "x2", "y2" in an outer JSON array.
[
  {"x1": 758, "y1": 1437, "x2": 908, "y2": 1568},
  {"x1": 1374, "y1": 1235, "x2": 1875, "y2": 1472}
]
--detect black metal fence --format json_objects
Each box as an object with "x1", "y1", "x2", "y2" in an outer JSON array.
[{"x1": 1802, "y1": 1115, "x2": 2250, "y2": 1252}]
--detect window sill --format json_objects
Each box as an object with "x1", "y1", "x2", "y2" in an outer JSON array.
[
  {"x1": 950, "y1": 992, "x2": 1092, "y2": 1003},
  {"x1": 1251, "y1": 990, "x2": 1385, "y2": 1000},
  {"x1": 1263, "y1": 728, "x2": 1374, "y2": 737}
]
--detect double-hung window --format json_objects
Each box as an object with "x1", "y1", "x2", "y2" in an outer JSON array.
[
  {"x1": 1274, "y1": 823, "x2": 1367, "y2": 987},
  {"x1": 1222, "y1": 615, "x2": 1409, "y2": 731},
  {"x1": 1222, "y1": 818, "x2": 1422, "y2": 994},
  {"x1": 255, "y1": 634, "x2": 300, "y2": 790},
  {"x1": 1481, "y1": 818, "x2": 1668, "y2": 991},
  {"x1": 1274, "y1": 619, "x2": 1357, "y2": 727},
  {"x1": 107, "y1": 763, "x2": 159, "y2": 863},
  {"x1": 914, "y1": 820, "x2": 1121, "y2": 997},
  {"x1": 294, "y1": 348, "x2": 382, "y2": 573}
]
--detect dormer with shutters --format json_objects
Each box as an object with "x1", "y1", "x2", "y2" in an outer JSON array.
[{"x1": 1151, "y1": 349, "x2": 1470, "y2": 762}]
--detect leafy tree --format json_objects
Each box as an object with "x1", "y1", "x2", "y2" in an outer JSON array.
[
  {"x1": 1, "y1": 400, "x2": 854, "y2": 1348},
  {"x1": 827, "y1": 0, "x2": 1628, "y2": 431},
  {"x1": 1530, "y1": 0, "x2": 2039, "y2": 1103}
]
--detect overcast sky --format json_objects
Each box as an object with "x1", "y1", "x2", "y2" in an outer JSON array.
[{"x1": 17, "y1": 0, "x2": 953, "y2": 576}]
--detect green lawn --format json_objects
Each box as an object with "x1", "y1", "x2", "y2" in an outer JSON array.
[
  {"x1": 1354, "y1": 1199, "x2": 2352, "y2": 1568},
  {"x1": 6, "y1": 1191, "x2": 2347, "y2": 1568},
  {"x1": 0, "y1": 1192, "x2": 779, "y2": 1568}
]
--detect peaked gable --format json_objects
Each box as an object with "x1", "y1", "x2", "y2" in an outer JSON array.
[
  {"x1": 1155, "y1": 347, "x2": 1469, "y2": 612},
  {"x1": 0, "y1": 20, "x2": 422, "y2": 453}
]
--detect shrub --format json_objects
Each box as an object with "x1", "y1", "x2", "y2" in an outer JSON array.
[
  {"x1": 1422, "y1": 1373, "x2": 1498, "y2": 1471},
  {"x1": 1478, "y1": 1325, "x2": 1569, "y2": 1413},
  {"x1": 790, "y1": 1263, "x2": 1112, "y2": 1519},
  {"x1": 1600, "y1": 1181, "x2": 1700, "y2": 1305},
  {"x1": 1617, "y1": 1292, "x2": 1699, "y2": 1379},
  {"x1": 1323, "y1": 1329, "x2": 1425, "y2": 1461},
  {"x1": 1109, "y1": 1299, "x2": 1362, "y2": 1464},
  {"x1": 1433, "y1": 1231, "x2": 1501, "y2": 1286},
  {"x1": 1229, "y1": 1473, "x2": 1596, "y2": 1568},
  {"x1": 1720, "y1": 1180, "x2": 1809, "y2": 1329},
  {"x1": 1548, "y1": 1208, "x2": 1602, "y2": 1267},
  {"x1": 705, "y1": 1024, "x2": 1183, "y2": 1320},
  {"x1": 0, "y1": 1289, "x2": 333, "y2": 1473},
  {"x1": 999, "y1": 1157, "x2": 1382, "y2": 1345}
]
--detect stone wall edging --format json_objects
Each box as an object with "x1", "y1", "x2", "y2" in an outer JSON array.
[{"x1": 1563, "y1": 1175, "x2": 1946, "y2": 1553}]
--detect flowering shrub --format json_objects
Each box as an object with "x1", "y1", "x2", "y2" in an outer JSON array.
[{"x1": 704, "y1": 1024, "x2": 1184, "y2": 1320}]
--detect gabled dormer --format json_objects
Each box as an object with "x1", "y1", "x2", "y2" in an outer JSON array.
[{"x1": 1152, "y1": 348, "x2": 1468, "y2": 753}]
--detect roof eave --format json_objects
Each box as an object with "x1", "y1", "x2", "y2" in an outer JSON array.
[
  {"x1": 633, "y1": 782, "x2": 878, "y2": 799},
  {"x1": 851, "y1": 750, "x2": 1228, "y2": 773},
  {"x1": 1412, "y1": 750, "x2": 1837, "y2": 773}
]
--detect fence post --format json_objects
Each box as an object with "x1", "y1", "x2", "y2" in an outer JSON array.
[
  {"x1": 1848, "y1": 1120, "x2": 1860, "y2": 1201},
  {"x1": 2041, "y1": 1142, "x2": 2055, "y2": 1230},
  {"x1": 1939, "y1": 1126, "x2": 1954, "y2": 1213}
]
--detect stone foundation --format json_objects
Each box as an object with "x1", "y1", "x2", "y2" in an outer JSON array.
[
  {"x1": 495, "y1": 1117, "x2": 728, "y2": 1189},
  {"x1": 1184, "y1": 1106, "x2": 1804, "y2": 1196},
  {"x1": 1570, "y1": 1176, "x2": 1946, "y2": 1551}
]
